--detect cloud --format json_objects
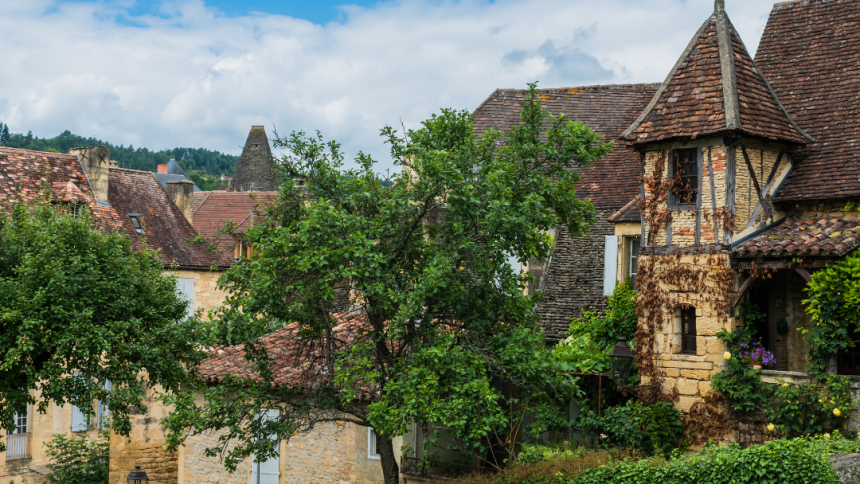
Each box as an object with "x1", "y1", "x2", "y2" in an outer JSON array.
[{"x1": 0, "y1": 0, "x2": 780, "y2": 172}]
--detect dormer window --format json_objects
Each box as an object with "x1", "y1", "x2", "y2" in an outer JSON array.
[
  {"x1": 670, "y1": 149, "x2": 698, "y2": 206},
  {"x1": 128, "y1": 213, "x2": 144, "y2": 234}
]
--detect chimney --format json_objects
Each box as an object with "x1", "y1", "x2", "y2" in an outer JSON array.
[
  {"x1": 157, "y1": 164, "x2": 168, "y2": 174},
  {"x1": 167, "y1": 180, "x2": 194, "y2": 224},
  {"x1": 69, "y1": 146, "x2": 111, "y2": 204}
]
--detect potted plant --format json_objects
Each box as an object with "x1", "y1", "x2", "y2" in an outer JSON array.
[{"x1": 737, "y1": 342, "x2": 775, "y2": 369}]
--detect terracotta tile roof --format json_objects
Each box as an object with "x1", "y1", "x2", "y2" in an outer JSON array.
[
  {"x1": 607, "y1": 198, "x2": 641, "y2": 223},
  {"x1": 622, "y1": 9, "x2": 809, "y2": 145},
  {"x1": 0, "y1": 147, "x2": 94, "y2": 203},
  {"x1": 732, "y1": 217, "x2": 860, "y2": 258},
  {"x1": 109, "y1": 168, "x2": 233, "y2": 269},
  {"x1": 51, "y1": 181, "x2": 89, "y2": 203},
  {"x1": 473, "y1": 84, "x2": 659, "y2": 208},
  {"x1": 199, "y1": 312, "x2": 377, "y2": 398},
  {"x1": 756, "y1": 0, "x2": 860, "y2": 202},
  {"x1": 192, "y1": 191, "x2": 277, "y2": 250}
]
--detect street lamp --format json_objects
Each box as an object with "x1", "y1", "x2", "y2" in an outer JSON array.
[
  {"x1": 126, "y1": 465, "x2": 149, "y2": 484},
  {"x1": 609, "y1": 337, "x2": 635, "y2": 382}
]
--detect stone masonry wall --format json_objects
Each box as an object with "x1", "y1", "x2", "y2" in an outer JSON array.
[
  {"x1": 171, "y1": 269, "x2": 228, "y2": 317},
  {"x1": 179, "y1": 429, "x2": 249, "y2": 484},
  {"x1": 109, "y1": 388, "x2": 178, "y2": 484},
  {"x1": 642, "y1": 253, "x2": 734, "y2": 413},
  {"x1": 536, "y1": 208, "x2": 617, "y2": 337}
]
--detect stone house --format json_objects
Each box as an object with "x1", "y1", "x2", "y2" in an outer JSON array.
[
  {"x1": 472, "y1": 84, "x2": 658, "y2": 338},
  {"x1": 0, "y1": 145, "x2": 233, "y2": 484},
  {"x1": 618, "y1": 0, "x2": 860, "y2": 423}
]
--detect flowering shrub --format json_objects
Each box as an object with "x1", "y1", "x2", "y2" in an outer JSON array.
[{"x1": 736, "y1": 341, "x2": 775, "y2": 366}]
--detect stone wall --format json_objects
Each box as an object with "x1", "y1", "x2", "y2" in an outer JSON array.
[
  {"x1": 535, "y1": 208, "x2": 617, "y2": 337},
  {"x1": 177, "y1": 429, "x2": 249, "y2": 484},
  {"x1": 171, "y1": 269, "x2": 228, "y2": 317},
  {"x1": 109, "y1": 388, "x2": 178, "y2": 484}
]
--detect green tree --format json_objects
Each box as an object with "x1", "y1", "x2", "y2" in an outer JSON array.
[
  {"x1": 0, "y1": 123, "x2": 10, "y2": 144},
  {"x1": 162, "y1": 84, "x2": 611, "y2": 484},
  {"x1": 0, "y1": 194, "x2": 206, "y2": 446},
  {"x1": 44, "y1": 430, "x2": 110, "y2": 484}
]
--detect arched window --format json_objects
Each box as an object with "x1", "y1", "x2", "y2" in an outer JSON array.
[{"x1": 681, "y1": 306, "x2": 697, "y2": 354}]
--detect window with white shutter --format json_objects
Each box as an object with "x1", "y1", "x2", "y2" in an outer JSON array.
[
  {"x1": 250, "y1": 409, "x2": 280, "y2": 484},
  {"x1": 97, "y1": 380, "x2": 112, "y2": 429},
  {"x1": 177, "y1": 278, "x2": 195, "y2": 321},
  {"x1": 603, "y1": 236, "x2": 619, "y2": 296},
  {"x1": 368, "y1": 428, "x2": 381, "y2": 460},
  {"x1": 71, "y1": 371, "x2": 89, "y2": 432}
]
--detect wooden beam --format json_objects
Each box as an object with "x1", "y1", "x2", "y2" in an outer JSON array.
[
  {"x1": 741, "y1": 145, "x2": 764, "y2": 202},
  {"x1": 695, "y1": 148, "x2": 703, "y2": 246},
  {"x1": 731, "y1": 275, "x2": 757, "y2": 308},
  {"x1": 724, "y1": 144, "x2": 736, "y2": 245},
  {"x1": 708, "y1": 147, "x2": 718, "y2": 243},
  {"x1": 795, "y1": 267, "x2": 813, "y2": 282}
]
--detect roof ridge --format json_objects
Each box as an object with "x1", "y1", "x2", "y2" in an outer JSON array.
[{"x1": 0, "y1": 146, "x2": 77, "y2": 158}]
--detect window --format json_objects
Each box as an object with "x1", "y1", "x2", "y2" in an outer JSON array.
[
  {"x1": 71, "y1": 372, "x2": 89, "y2": 432},
  {"x1": 128, "y1": 213, "x2": 144, "y2": 234},
  {"x1": 368, "y1": 428, "x2": 381, "y2": 460},
  {"x1": 97, "y1": 380, "x2": 111, "y2": 429},
  {"x1": 251, "y1": 409, "x2": 280, "y2": 484},
  {"x1": 7, "y1": 410, "x2": 27, "y2": 436},
  {"x1": 681, "y1": 306, "x2": 697, "y2": 354},
  {"x1": 177, "y1": 278, "x2": 195, "y2": 321},
  {"x1": 629, "y1": 237, "x2": 641, "y2": 287},
  {"x1": 671, "y1": 149, "x2": 698, "y2": 206}
]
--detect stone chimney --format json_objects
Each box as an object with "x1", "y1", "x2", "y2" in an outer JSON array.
[
  {"x1": 69, "y1": 146, "x2": 111, "y2": 204},
  {"x1": 157, "y1": 164, "x2": 168, "y2": 174},
  {"x1": 232, "y1": 126, "x2": 279, "y2": 192},
  {"x1": 167, "y1": 180, "x2": 194, "y2": 224}
]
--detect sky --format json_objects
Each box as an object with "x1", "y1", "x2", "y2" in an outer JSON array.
[{"x1": 0, "y1": 0, "x2": 784, "y2": 173}]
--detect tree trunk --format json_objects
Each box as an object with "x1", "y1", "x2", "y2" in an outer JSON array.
[{"x1": 377, "y1": 431, "x2": 400, "y2": 484}]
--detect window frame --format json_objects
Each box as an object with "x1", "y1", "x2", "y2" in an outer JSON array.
[
  {"x1": 128, "y1": 213, "x2": 144, "y2": 234},
  {"x1": 681, "y1": 306, "x2": 697, "y2": 354},
  {"x1": 628, "y1": 237, "x2": 640, "y2": 287},
  {"x1": 669, "y1": 148, "x2": 699, "y2": 208},
  {"x1": 368, "y1": 427, "x2": 381, "y2": 460}
]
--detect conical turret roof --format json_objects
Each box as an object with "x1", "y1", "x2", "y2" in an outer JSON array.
[
  {"x1": 621, "y1": 0, "x2": 811, "y2": 145},
  {"x1": 232, "y1": 126, "x2": 280, "y2": 192}
]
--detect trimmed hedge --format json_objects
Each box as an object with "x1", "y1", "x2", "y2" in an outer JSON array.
[{"x1": 571, "y1": 436, "x2": 860, "y2": 484}]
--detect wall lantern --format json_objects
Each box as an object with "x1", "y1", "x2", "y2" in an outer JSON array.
[
  {"x1": 609, "y1": 337, "x2": 635, "y2": 382},
  {"x1": 126, "y1": 465, "x2": 149, "y2": 484}
]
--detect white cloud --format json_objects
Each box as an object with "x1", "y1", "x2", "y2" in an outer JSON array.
[{"x1": 0, "y1": 0, "x2": 779, "y2": 172}]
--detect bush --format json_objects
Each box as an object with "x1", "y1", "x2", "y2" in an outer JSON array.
[
  {"x1": 44, "y1": 430, "x2": 109, "y2": 484},
  {"x1": 577, "y1": 401, "x2": 683, "y2": 456},
  {"x1": 567, "y1": 282, "x2": 637, "y2": 351},
  {"x1": 572, "y1": 434, "x2": 860, "y2": 484}
]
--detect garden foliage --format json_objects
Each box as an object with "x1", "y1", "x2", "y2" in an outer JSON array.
[
  {"x1": 44, "y1": 430, "x2": 110, "y2": 484},
  {"x1": 576, "y1": 401, "x2": 682, "y2": 456}
]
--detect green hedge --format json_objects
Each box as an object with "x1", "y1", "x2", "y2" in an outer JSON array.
[{"x1": 571, "y1": 435, "x2": 860, "y2": 484}]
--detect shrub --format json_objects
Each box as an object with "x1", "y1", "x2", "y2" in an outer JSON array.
[
  {"x1": 577, "y1": 400, "x2": 683, "y2": 456},
  {"x1": 44, "y1": 430, "x2": 109, "y2": 484},
  {"x1": 567, "y1": 282, "x2": 637, "y2": 352},
  {"x1": 572, "y1": 434, "x2": 860, "y2": 484}
]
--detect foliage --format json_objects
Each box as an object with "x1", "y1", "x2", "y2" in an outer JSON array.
[
  {"x1": 552, "y1": 335, "x2": 611, "y2": 374},
  {"x1": 0, "y1": 125, "x2": 238, "y2": 178},
  {"x1": 567, "y1": 281, "x2": 638, "y2": 351},
  {"x1": 804, "y1": 250, "x2": 860, "y2": 376},
  {"x1": 453, "y1": 446, "x2": 642, "y2": 484},
  {"x1": 570, "y1": 434, "x2": 860, "y2": 484},
  {"x1": 44, "y1": 430, "x2": 110, "y2": 484},
  {"x1": 576, "y1": 401, "x2": 683, "y2": 456},
  {"x1": 712, "y1": 305, "x2": 853, "y2": 436},
  {"x1": 161, "y1": 84, "x2": 611, "y2": 484},
  {"x1": 0, "y1": 196, "x2": 206, "y2": 443}
]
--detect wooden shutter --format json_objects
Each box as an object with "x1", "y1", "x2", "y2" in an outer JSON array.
[
  {"x1": 177, "y1": 278, "x2": 195, "y2": 320},
  {"x1": 603, "y1": 236, "x2": 619, "y2": 296},
  {"x1": 97, "y1": 380, "x2": 112, "y2": 429},
  {"x1": 251, "y1": 409, "x2": 281, "y2": 484}
]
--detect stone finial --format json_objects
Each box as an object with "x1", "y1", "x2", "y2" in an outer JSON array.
[{"x1": 715, "y1": 0, "x2": 725, "y2": 12}]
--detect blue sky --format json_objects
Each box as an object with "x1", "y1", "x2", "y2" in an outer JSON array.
[{"x1": 0, "y1": 0, "x2": 781, "y2": 172}]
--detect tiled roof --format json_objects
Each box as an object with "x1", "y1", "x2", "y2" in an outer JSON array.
[
  {"x1": 192, "y1": 191, "x2": 277, "y2": 250},
  {"x1": 622, "y1": 8, "x2": 809, "y2": 145},
  {"x1": 607, "y1": 198, "x2": 641, "y2": 223},
  {"x1": 756, "y1": 0, "x2": 860, "y2": 202},
  {"x1": 0, "y1": 147, "x2": 94, "y2": 203},
  {"x1": 51, "y1": 181, "x2": 89, "y2": 203},
  {"x1": 109, "y1": 168, "x2": 233, "y2": 269},
  {"x1": 473, "y1": 84, "x2": 658, "y2": 208},
  {"x1": 732, "y1": 217, "x2": 860, "y2": 258},
  {"x1": 199, "y1": 312, "x2": 376, "y2": 398}
]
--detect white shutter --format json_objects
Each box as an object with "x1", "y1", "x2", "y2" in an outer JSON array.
[
  {"x1": 177, "y1": 278, "x2": 195, "y2": 320},
  {"x1": 368, "y1": 428, "x2": 381, "y2": 460},
  {"x1": 71, "y1": 371, "x2": 88, "y2": 432},
  {"x1": 603, "y1": 236, "x2": 619, "y2": 296},
  {"x1": 97, "y1": 380, "x2": 112, "y2": 429},
  {"x1": 251, "y1": 409, "x2": 280, "y2": 484}
]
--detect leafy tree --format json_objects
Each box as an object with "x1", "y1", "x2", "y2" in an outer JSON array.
[
  {"x1": 162, "y1": 84, "x2": 611, "y2": 484},
  {"x1": 0, "y1": 195, "x2": 206, "y2": 447},
  {"x1": 44, "y1": 429, "x2": 110, "y2": 484},
  {"x1": 0, "y1": 123, "x2": 10, "y2": 144}
]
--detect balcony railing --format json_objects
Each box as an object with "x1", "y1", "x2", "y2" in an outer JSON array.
[
  {"x1": 401, "y1": 456, "x2": 497, "y2": 479},
  {"x1": 5, "y1": 432, "x2": 30, "y2": 461}
]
